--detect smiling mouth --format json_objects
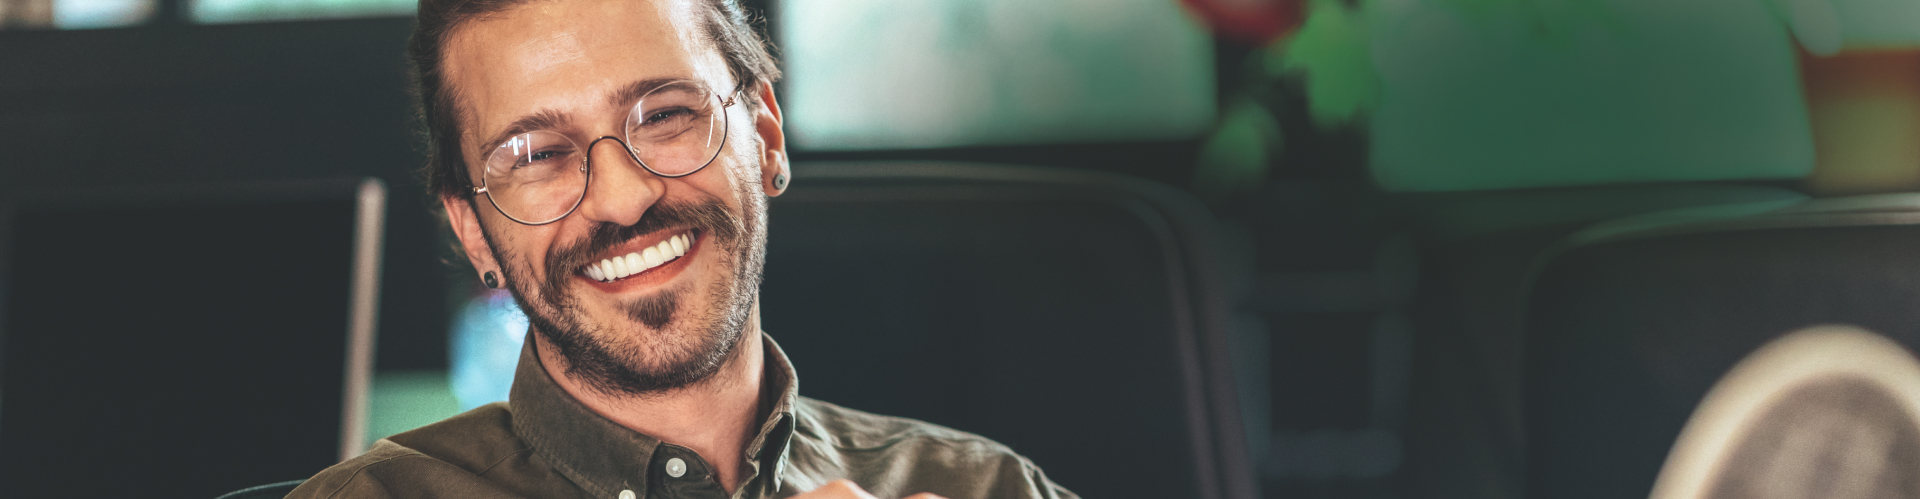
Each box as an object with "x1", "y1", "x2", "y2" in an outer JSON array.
[{"x1": 581, "y1": 230, "x2": 697, "y2": 283}]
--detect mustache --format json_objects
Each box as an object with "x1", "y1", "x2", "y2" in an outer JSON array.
[{"x1": 541, "y1": 199, "x2": 743, "y2": 295}]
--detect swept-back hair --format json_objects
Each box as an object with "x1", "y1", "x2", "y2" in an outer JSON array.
[{"x1": 410, "y1": 0, "x2": 781, "y2": 201}]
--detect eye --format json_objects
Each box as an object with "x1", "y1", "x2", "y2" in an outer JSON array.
[
  {"x1": 513, "y1": 147, "x2": 575, "y2": 170},
  {"x1": 640, "y1": 107, "x2": 694, "y2": 126}
]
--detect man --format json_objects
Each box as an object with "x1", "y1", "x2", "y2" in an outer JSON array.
[{"x1": 287, "y1": 0, "x2": 1075, "y2": 497}]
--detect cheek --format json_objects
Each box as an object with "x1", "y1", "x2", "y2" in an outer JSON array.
[
  {"x1": 724, "y1": 131, "x2": 764, "y2": 185},
  {"x1": 484, "y1": 220, "x2": 559, "y2": 271}
]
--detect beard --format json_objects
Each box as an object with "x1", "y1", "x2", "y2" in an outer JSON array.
[{"x1": 484, "y1": 169, "x2": 769, "y2": 397}]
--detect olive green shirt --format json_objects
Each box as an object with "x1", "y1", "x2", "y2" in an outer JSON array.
[{"x1": 287, "y1": 334, "x2": 1076, "y2": 499}]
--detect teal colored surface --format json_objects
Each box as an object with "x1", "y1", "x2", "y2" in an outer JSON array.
[
  {"x1": 779, "y1": 0, "x2": 1217, "y2": 150},
  {"x1": 53, "y1": 0, "x2": 156, "y2": 29},
  {"x1": 368, "y1": 370, "x2": 462, "y2": 449},
  {"x1": 451, "y1": 290, "x2": 527, "y2": 412},
  {"x1": 190, "y1": 0, "x2": 413, "y2": 23},
  {"x1": 1367, "y1": 0, "x2": 1815, "y2": 191},
  {"x1": 1827, "y1": 0, "x2": 1920, "y2": 48}
]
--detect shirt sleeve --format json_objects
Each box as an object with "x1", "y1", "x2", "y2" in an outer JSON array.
[{"x1": 1017, "y1": 454, "x2": 1080, "y2": 499}]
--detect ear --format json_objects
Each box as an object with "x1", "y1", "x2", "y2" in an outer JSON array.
[
  {"x1": 750, "y1": 80, "x2": 790, "y2": 197},
  {"x1": 443, "y1": 194, "x2": 502, "y2": 282}
]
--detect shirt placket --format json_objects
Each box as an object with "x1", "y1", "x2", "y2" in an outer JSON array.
[{"x1": 647, "y1": 443, "x2": 729, "y2": 499}]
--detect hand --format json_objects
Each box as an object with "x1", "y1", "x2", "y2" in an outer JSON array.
[{"x1": 793, "y1": 479, "x2": 948, "y2": 499}]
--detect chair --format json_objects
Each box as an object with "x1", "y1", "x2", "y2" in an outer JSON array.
[
  {"x1": 760, "y1": 161, "x2": 1256, "y2": 499},
  {"x1": 1386, "y1": 183, "x2": 1808, "y2": 497},
  {"x1": 1521, "y1": 193, "x2": 1920, "y2": 498}
]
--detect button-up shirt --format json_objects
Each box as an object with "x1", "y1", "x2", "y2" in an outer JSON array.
[{"x1": 287, "y1": 334, "x2": 1077, "y2": 499}]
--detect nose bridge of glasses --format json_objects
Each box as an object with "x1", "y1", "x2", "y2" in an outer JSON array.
[
  {"x1": 586, "y1": 135, "x2": 654, "y2": 174},
  {"x1": 575, "y1": 134, "x2": 663, "y2": 226}
]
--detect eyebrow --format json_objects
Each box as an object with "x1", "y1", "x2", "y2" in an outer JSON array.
[
  {"x1": 473, "y1": 76, "x2": 692, "y2": 159},
  {"x1": 607, "y1": 77, "x2": 688, "y2": 109},
  {"x1": 476, "y1": 109, "x2": 573, "y2": 160}
]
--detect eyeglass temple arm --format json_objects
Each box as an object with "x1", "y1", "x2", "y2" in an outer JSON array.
[{"x1": 724, "y1": 79, "x2": 750, "y2": 107}]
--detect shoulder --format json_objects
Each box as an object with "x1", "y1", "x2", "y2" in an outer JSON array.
[
  {"x1": 785, "y1": 397, "x2": 1078, "y2": 499},
  {"x1": 791, "y1": 397, "x2": 1009, "y2": 459},
  {"x1": 286, "y1": 403, "x2": 551, "y2": 499}
]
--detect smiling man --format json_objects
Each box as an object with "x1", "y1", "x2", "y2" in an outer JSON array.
[{"x1": 284, "y1": 0, "x2": 1074, "y2": 498}]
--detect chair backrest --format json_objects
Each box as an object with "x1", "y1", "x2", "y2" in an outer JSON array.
[
  {"x1": 1521, "y1": 193, "x2": 1920, "y2": 498},
  {"x1": 0, "y1": 179, "x2": 383, "y2": 499},
  {"x1": 1385, "y1": 183, "x2": 1807, "y2": 498},
  {"x1": 760, "y1": 162, "x2": 1254, "y2": 499}
]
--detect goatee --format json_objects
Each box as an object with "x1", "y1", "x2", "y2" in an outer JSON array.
[{"x1": 486, "y1": 189, "x2": 767, "y2": 397}]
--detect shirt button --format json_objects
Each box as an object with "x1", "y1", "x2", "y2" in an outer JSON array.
[
  {"x1": 618, "y1": 490, "x2": 635, "y2": 499},
  {"x1": 665, "y1": 457, "x2": 687, "y2": 478}
]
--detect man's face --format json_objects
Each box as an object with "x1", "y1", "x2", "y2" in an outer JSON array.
[{"x1": 441, "y1": 0, "x2": 782, "y2": 396}]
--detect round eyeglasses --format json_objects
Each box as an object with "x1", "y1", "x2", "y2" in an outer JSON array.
[{"x1": 472, "y1": 79, "x2": 736, "y2": 225}]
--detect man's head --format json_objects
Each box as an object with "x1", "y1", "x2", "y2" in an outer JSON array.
[{"x1": 415, "y1": 0, "x2": 786, "y2": 397}]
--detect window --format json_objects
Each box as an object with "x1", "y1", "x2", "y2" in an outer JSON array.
[
  {"x1": 779, "y1": 0, "x2": 1217, "y2": 150},
  {"x1": 189, "y1": 0, "x2": 413, "y2": 24}
]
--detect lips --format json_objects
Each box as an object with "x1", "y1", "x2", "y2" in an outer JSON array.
[{"x1": 581, "y1": 230, "x2": 696, "y2": 282}]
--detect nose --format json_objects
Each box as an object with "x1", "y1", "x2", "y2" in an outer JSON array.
[{"x1": 574, "y1": 136, "x2": 664, "y2": 227}]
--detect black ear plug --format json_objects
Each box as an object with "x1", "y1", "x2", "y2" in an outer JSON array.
[{"x1": 484, "y1": 271, "x2": 499, "y2": 289}]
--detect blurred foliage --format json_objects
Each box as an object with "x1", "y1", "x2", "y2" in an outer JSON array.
[
  {"x1": 1232, "y1": 0, "x2": 1816, "y2": 192},
  {"x1": 1265, "y1": 0, "x2": 1624, "y2": 130},
  {"x1": 1193, "y1": 99, "x2": 1284, "y2": 201},
  {"x1": 1269, "y1": 0, "x2": 1378, "y2": 129}
]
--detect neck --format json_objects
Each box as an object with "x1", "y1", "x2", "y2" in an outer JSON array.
[{"x1": 534, "y1": 304, "x2": 767, "y2": 493}]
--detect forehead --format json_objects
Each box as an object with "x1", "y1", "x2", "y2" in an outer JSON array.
[{"x1": 444, "y1": 0, "x2": 721, "y2": 154}]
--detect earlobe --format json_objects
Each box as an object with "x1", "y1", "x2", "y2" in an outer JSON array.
[{"x1": 765, "y1": 150, "x2": 790, "y2": 197}]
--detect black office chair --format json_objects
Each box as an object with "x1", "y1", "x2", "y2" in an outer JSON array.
[
  {"x1": 761, "y1": 161, "x2": 1257, "y2": 499},
  {"x1": 1521, "y1": 194, "x2": 1920, "y2": 498},
  {"x1": 1382, "y1": 183, "x2": 1810, "y2": 498}
]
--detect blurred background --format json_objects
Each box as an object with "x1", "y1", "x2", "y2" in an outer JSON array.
[{"x1": 6, "y1": 0, "x2": 1920, "y2": 498}]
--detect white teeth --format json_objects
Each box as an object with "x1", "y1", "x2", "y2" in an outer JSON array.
[
  {"x1": 663, "y1": 236, "x2": 682, "y2": 257},
  {"x1": 585, "y1": 232, "x2": 698, "y2": 283},
  {"x1": 622, "y1": 253, "x2": 643, "y2": 276},
  {"x1": 642, "y1": 247, "x2": 663, "y2": 267}
]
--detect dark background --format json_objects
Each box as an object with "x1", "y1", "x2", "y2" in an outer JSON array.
[{"x1": 0, "y1": 9, "x2": 1350, "y2": 375}]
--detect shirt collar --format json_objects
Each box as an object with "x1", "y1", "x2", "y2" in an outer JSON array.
[{"x1": 509, "y1": 332, "x2": 800, "y2": 498}]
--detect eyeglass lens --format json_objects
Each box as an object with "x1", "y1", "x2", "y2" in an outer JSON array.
[{"x1": 481, "y1": 80, "x2": 728, "y2": 224}]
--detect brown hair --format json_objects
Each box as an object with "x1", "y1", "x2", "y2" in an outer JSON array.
[{"x1": 410, "y1": 0, "x2": 781, "y2": 201}]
